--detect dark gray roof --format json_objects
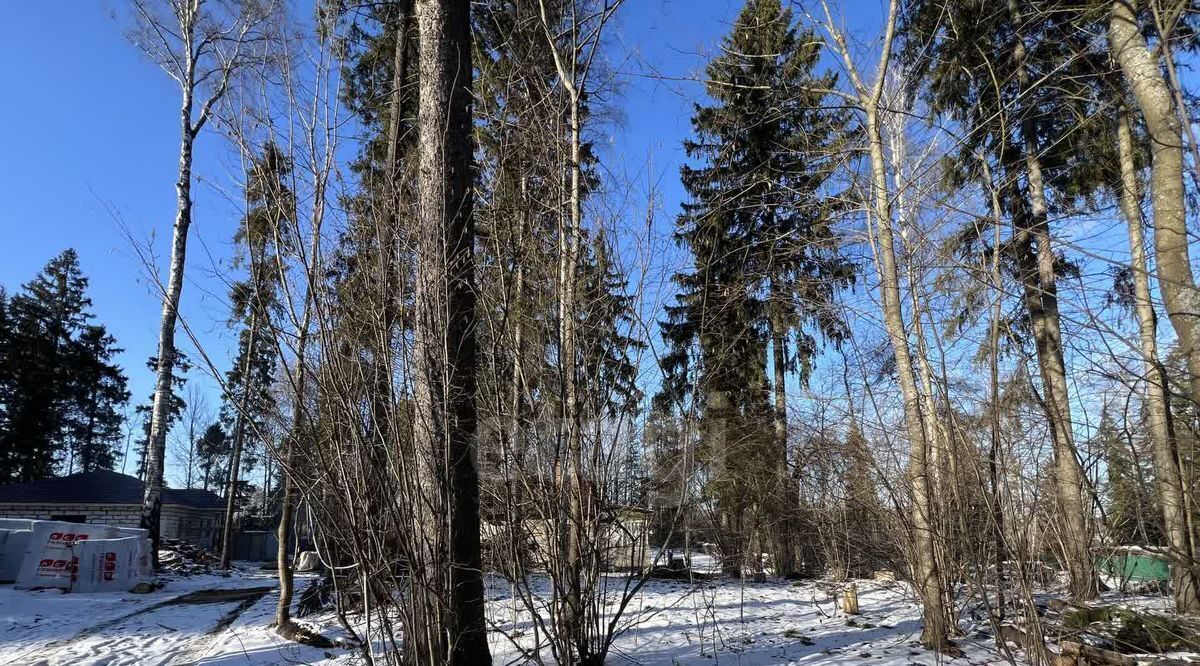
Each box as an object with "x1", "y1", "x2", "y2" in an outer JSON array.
[
  {"x1": 161, "y1": 487, "x2": 226, "y2": 510},
  {"x1": 0, "y1": 470, "x2": 224, "y2": 510}
]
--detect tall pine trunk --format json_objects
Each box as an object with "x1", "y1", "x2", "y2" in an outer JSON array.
[
  {"x1": 411, "y1": 0, "x2": 490, "y2": 661},
  {"x1": 1104, "y1": 7, "x2": 1200, "y2": 604},
  {"x1": 769, "y1": 277, "x2": 795, "y2": 578},
  {"x1": 1008, "y1": 0, "x2": 1095, "y2": 601},
  {"x1": 220, "y1": 311, "x2": 259, "y2": 569}
]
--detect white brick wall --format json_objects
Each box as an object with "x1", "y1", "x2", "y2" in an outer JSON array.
[
  {"x1": 0, "y1": 503, "x2": 142, "y2": 527},
  {"x1": 160, "y1": 504, "x2": 223, "y2": 550},
  {"x1": 0, "y1": 503, "x2": 223, "y2": 550}
]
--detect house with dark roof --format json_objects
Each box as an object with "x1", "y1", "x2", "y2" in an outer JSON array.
[{"x1": 0, "y1": 470, "x2": 224, "y2": 550}]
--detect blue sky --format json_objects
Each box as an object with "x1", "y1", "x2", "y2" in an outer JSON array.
[
  {"x1": 0, "y1": 3, "x2": 250, "y2": 478},
  {"x1": 0, "y1": 4, "x2": 248, "y2": 363},
  {"x1": 0, "y1": 1, "x2": 893, "y2": 482}
]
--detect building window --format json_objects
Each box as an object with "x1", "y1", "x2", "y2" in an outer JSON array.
[{"x1": 51, "y1": 514, "x2": 87, "y2": 524}]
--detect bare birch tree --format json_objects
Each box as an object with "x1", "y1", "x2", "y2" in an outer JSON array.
[
  {"x1": 818, "y1": 0, "x2": 952, "y2": 649},
  {"x1": 128, "y1": 0, "x2": 272, "y2": 562}
]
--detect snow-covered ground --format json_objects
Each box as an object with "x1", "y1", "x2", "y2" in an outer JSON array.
[
  {"x1": 0, "y1": 566, "x2": 340, "y2": 666},
  {"x1": 0, "y1": 567, "x2": 1015, "y2": 665},
  {"x1": 486, "y1": 576, "x2": 1007, "y2": 665}
]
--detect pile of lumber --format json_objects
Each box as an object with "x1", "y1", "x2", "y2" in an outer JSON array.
[{"x1": 158, "y1": 538, "x2": 220, "y2": 575}]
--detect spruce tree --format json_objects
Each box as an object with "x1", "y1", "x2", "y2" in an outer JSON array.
[
  {"x1": 0, "y1": 289, "x2": 11, "y2": 467},
  {"x1": 134, "y1": 352, "x2": 190, "y2": 479},
  {"x1": 333, "y1": 0, "x2": 418, "y2": 443},
  {"x1": 0, "y1": 250, "x2": 129, "y2": 481},
  {"x1": 219, "y1": 145, "x2": 289, "y2": 447},
  {"x1": 578, "y1": 232, "x2": 643, "y2": 420},
  {"x1": 2, "y1": 251, "x2": 89, "y2": 480},
  {"x1": 196, "y1": 422, "x2": 230, "y2": 492},
  {"x1": 219, "y1": 143, "x2": 290, "y2": 567},
  {"x1": 64, "y1": 325, "x2": 130, "y2": 473},
  {"x1": 659, "y1": 0, "x2": 851, "y2": 575},
  {"x1": 472, "y1": 0, "x2": 566, "y2": 488},
  {"x1": 1094, "y1": 408, "x2": 1163, "y2": 546}
]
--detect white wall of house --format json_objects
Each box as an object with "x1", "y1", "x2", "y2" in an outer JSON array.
[
  {"x1": 0, "y1": 503, "x2": 222, "y2": 549},
  {"x1": 0, "y1": 502, "x2": 141, "y2": 526},
  {"x1": 161, "y1": 504, "x2": 222, "y2": 550}
]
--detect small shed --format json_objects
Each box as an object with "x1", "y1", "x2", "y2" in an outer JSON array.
[
  {"x1": 0, "y1": 470, "x2": 224, "y2": 551},
  {"x1": 1096, "y1": 545, "x2": 1172, "y2": 588}
]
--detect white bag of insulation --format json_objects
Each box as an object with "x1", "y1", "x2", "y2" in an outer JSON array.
[
  {"x1": 15, "y1": 521, "x2": 118, "y2": 589},
  {"x1": 72, "y1": 536, "x2": 150, "y2": 593},
  {"x1": 0, "y1": 529, "x2": 32, "y2": 582}
]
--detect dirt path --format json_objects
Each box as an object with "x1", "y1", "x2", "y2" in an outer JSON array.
[{"x1": 14, "y1": 586, "x2": 276, "y2": 666}]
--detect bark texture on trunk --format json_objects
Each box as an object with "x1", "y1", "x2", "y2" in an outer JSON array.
[
  {"x1": 274, "y1": 432, "x2": 300, "y2": 635},
  {"x1": 1008, "y1": 0, "x2": 1096, "y2": 601},
  {"x1": 411, "y1": 0, "x2": 490, "y2": 661},
  {"x1": 769, "y1": 278, "x2": 795, "y2": 578},
  {"x1": 137, "y1": 0, "x2": 243, "y2": 568},
  {"x1": 558, "y1": 77, "x2": 586, "y2": 661},
  {"x1": 220, "y1": 312, "x2": 258, "y2": 569},
  {"x1": 865, "y1": 104, "x2": 947, "y2": 649},
  {"x1": 276, "y1": 113, "x2": 329, "y2": 639},
  {"x1": 274, "y1": 351, "x2": 310, "y2": 637},
  {"x1": 828, "y1": 0, "x2": 948, "y2": 647},
  {"x1": 1104, "y1": 5, "x2": 1200, "y2": 609},
  {"x1": 141, "y1": 64, "x2": 197, "y2": 567}
]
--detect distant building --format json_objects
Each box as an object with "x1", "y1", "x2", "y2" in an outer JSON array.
[{"x1": 0, "y1": 470, "x2": 223, "y2": 550}]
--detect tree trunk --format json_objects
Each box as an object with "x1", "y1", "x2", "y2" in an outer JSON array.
[
  {"x1": 866, "y1": 103, "x2": 947, "y2": 649},
  {"x1": 769, "y1": 277, "x2": 795, "y2": 578},
  {"x1": 1008, "y1": 0, "x2": 1095, "y2": 601},
  {"x1": 140, "y1": 64, "x2": 196, "y2": 567},
  {"x1": 220, "y1": 311, "x2": 259, "y2": 570},
  {"x1": 889, "y1": 117, "x2": 960, "y2": 622},
  {"x1": 540, "y1": 12, "x2": 587, "y2": 652},
  {"x1": 982, "y1": 160, "x2": 1008, "y2": 621},
  {"x1": 1114, "y1": 97, "x2": 1200, "y2": 612},
  {"x1": 371, "y1": 0, "x2": 411, "y2": 451},
  {"x1": 276, "y1": 114, "x2": 329, "y2": 643},
  {"x1": 185, "y1": 411, "x2": 196, "y2": 489},
  {"x1": 274, "y1": 430, "x2": 301, "y2": 636},
  {"x1": 273, "y1": 443, "x2": 297, "y2": 579},
  {"x1": 508, "y1": 176, "x2": 527, "y2": 472},
  {"x1": 829, "y1": 0, "x2": 948, "y2": 646},
  {"x1": 1111, "y1": 0, "x2": 1200, "y2": 595},
  {"x1": 411, "y1": 0, "x2": 490, "y2": 662}
]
